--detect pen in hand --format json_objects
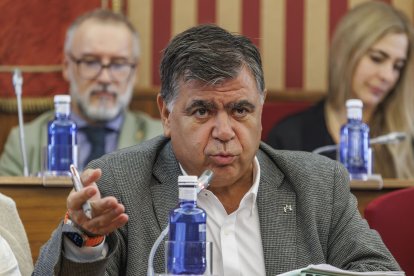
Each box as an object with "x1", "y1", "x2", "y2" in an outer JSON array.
[{"x1": 70, "y1": 164, "x2": 92, "y2": 219}]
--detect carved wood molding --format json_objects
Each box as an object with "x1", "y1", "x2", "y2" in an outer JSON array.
[
  {"x1": 0, "y1": 98, "x2": 54, "y2": 114},
  {"x1": 0, "y1": 65, "x2": 62, "y2": 73},
  {"x1": 0, "y1": 88, "x2": 326, "y2": 114}
]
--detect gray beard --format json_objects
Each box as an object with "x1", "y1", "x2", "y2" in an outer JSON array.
[
  {"x1": 80, "y1": 96, "x2": 122, "y2": 121},
  {"x1": 69, "y1": 80, "x2": 134, "y2": 122}
]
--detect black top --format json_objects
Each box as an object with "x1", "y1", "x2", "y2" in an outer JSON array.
[{"x1": 266, "y1": 100, "x2": 336, "y2": 159}]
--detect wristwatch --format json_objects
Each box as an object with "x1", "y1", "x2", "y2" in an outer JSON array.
[{"x1": 63, "y1": 212, "x2": 105, "y2": 247}]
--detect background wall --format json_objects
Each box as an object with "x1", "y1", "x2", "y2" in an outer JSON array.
[
  {"x1": 128, "y1": 0, "x2": 414, "y2": 92},
  {"x1": 0, "y1": 0, "x2": 102, "y2": 97},
  {"x1": 1, "y1": 0, "x2": 413, "y2": 99}
]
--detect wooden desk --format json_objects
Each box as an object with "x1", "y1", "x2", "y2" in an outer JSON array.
[
  {"x1": 0, "y1": 176, "x2": 413, "y2": 264},
  {"x1": 0, "y1": 176, "x2": 71, "y2": 263},
  {"x1": 351, "y1": 178, "x2": 414, "y2": 217}
]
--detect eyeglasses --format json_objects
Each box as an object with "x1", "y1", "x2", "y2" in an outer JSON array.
[{"x1": 68, "y1": 53, "x2": 136, "y2": 82}]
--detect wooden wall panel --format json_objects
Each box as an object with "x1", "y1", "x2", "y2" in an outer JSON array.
[
  {"x1": 304, "y1": 0, "x2": 328, "y2": 91},
  {"x1": 172, "y1": 0, "x2": 197, "y2": 36},
  {"x1": 1, "y1": 0, "x2": 413, "y2": 97},
  {"x1": 261, "y1": 0, "x2": 285, "y2": 91},
  {"x1": 393, "y1": 0, "x2": 414, "y2": 22},
  {"x1": 128, "y1": 0, "x2": 153, "y2": 88},
  {"x1": 216, "y1": 0, "x2": 242, "y2": 33},
  {"x1": 126, "y1": 0, "x2": 414, "y2": 94}
]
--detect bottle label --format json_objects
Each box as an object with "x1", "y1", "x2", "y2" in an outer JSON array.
[
  {"x1": 179, "y1": 187, "x2": 197, "y2": 201},
  {"x1": 55, "y1": 103, "x2": 70, "y2": 115},
  {"x1": 199, "y1": 223, "x2": 206, "y2": 233},
  {"x1": 339, "y1": 123, "x2": 369, "y2": 175},
  {"x1": 350, "y1": 132, "x2": 362, "y2": 162}
]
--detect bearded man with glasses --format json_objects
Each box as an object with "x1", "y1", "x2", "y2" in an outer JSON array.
[{"x1": 0, "y1": 9, "x2": 163, "y2": 176}]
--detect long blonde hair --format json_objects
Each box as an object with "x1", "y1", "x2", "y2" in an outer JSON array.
[{"x1": 327, "y1": 1, "x2": 414, "y2": 178}]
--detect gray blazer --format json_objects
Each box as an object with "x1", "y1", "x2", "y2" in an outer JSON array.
[{"x1": 33, "y1": 136, "x2": 399, "y2": 276}]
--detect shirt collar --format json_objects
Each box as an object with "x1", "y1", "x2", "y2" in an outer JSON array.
[
  {"x1": 179, "y1": 156, "x2": 261, "y2": 215},
  {"x1": 241, "y1": 156, "x2": 260, "y2": 215},
  {"x1": 70, "y1": 110, "x2": 125, "y2": 132}
]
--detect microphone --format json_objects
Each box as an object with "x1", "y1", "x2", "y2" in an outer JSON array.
[
  {"x1": 13, "y1": 69, "x2": 29, "y2": 176},
  {"x1": 196, "y1": 169, "x2": 214, "y2": 193},
  {"x1": 369, "y1": 132, "x2": 406, "y2": 145},
  {"x1": 312, "y1": 132, "x2": 407, "y2": 155},
  {"x1": 312, "y1": 145, "x2": 337, "y2": 155},
  {"x1": 147, "y1": 170, "x2": 214, "y2": 276}
]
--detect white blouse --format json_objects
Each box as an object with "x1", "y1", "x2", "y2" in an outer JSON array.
[{"x1": 0, "y1": 235, "x2": 21, "y2": 276}]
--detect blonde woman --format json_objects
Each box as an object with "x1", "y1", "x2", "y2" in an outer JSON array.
[{"x1": 267, "y1": 1, "x2": 414, "y2": 178}]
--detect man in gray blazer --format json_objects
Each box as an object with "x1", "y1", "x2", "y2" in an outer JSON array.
[{"x1": 33, "y1": 24, "x2": 399, "y2": 275}]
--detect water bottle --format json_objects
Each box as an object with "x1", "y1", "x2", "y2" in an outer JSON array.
[
  {"x1": 47, "y1": 95, "x2": 77, "y2": 174},
  {"x1": 167, "y1": 175, "x2": 207, "y2": 275},
  {"x1": 339, "y1": 99, "x2": 370, "y2": 178}
]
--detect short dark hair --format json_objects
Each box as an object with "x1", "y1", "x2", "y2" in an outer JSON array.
[{"x1": 160, "y1": 24, "x2": 265, "y2": 109}]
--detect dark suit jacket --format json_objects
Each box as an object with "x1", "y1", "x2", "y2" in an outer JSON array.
[{"x1": 33, "y1": 136, "x2": 399, "y2": 276}]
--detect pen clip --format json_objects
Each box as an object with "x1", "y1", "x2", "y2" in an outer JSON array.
[{"x1": 70, "y1": 164, "x2": 79, "y2": 179}]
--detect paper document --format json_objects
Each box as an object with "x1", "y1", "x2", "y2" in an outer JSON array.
[{"x1": 277, "y1": 264, "x2": 404, "y2": 276}]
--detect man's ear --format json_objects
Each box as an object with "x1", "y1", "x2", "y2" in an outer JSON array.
[{"x1": 157, "y1": 94, "x2": 172, "y2": 137}]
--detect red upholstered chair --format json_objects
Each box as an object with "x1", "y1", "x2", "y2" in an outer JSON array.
[
  {"x1": 261, "y1": 101, "x2": 311, "y2": 141},
  {"x1": 364, "y1": 187, "x2": 414, "y2": 275}
]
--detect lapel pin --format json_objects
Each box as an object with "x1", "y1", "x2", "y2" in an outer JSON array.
[{"x1": 283, "y1": 204, "x2": 292, "y2": 213}]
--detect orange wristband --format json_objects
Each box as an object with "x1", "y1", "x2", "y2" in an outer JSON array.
[{"x1": 63, "y1": 211, "x2": 105, "y2": 247}]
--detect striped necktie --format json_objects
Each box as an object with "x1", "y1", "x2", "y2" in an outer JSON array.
[{"x1": 82, "y1": 126, "x2": 107, "y2": 165}]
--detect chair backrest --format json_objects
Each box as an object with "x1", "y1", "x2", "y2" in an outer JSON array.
[
  {"x1": 261, "y1": 101, "x2": 311, "y2": 141},
  {"x1": 364, "y1": 187, "x2": 414, "y2": 275}
]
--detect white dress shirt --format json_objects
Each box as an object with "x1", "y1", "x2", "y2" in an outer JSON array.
[{"x1": 197, "y1": 157, "x2": 266, "y2": 276}]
